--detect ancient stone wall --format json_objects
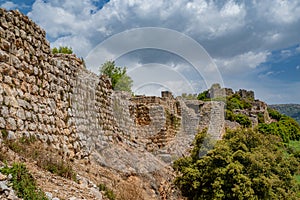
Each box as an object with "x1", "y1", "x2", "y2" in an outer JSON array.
[
  {"x1": 0, "y1": 9, "x2": 118, "y2": 159},
  {"x1": 0, "y1": 8, "x2": 226, "y2": 163}
]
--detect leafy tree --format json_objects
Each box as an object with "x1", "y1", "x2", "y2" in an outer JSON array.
[
  {"x1": 258, "y1": 115, "x2": 300, "y2": 142},
  {"x1": 100, "y1": 61, "x2": 133, "y2": 92},
  {"x1": 197, "y1": 90, "x2": 209, "y2": 101},
  {"x1": 174, "y1": 129, "x2": 299, "y2": 200},
  {"x1": 52, "y1": 46, "x2": 73, "y2": 54}
]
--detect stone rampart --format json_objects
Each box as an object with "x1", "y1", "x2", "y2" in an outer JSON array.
[{"x1": 0, "y1": 8, "x2": 225, "y2": 163}]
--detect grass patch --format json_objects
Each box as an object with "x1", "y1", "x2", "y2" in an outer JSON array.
[
  {"x1": 0, "y1": 163, "x2": 48, "y2": 200},
  {"x1": 2, "y1": 135, "x2": 76, "y2": 181},
  {"x1": 1, "y1": 129, "x2": 8, "y2": 139},
  {"x1": 36, "y1": 156, "x2": 76, "y2": 181},
  {"x1": 98, "y1": 183, "x2": 116, "y2": 200}
]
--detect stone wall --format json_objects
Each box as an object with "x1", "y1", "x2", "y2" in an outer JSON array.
[
  {"x1": 0, "y1": 9, "x2": 119, "y2": 159},
  {"x1": 0, "y1": 8, "x2": 226, "y2": 163}
]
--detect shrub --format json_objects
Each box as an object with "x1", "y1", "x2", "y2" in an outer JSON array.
[
  {"x1": 0, "y1": 163, "x2": 48, "y2": 200},
  {"x1": 235, "y1": 114, "x2": 251, "y2": 128},
  {"x1": 98, "y1": 183, "x2": 116, "y2": 200},
  {"x1": 226, "y1": 94, "x2": 253, "y2": 111},
  {"x1": 197, "y1": 90, "x2": 209, "y2": 101},
  {"x1": 174, "y1": 129, "x2": 299, "y2": 200},
  {"x1": 258, "y1": 116, "x2": 300, "y2": 142},
  {"x1": 268, "y1": 108, "x2": 283, "y2": 121},
  {"x1": 3, "y1": 136, "x2": 76, "y2": 181}
]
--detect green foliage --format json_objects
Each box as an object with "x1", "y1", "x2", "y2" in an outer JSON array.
[
  {"x1": 257, "y1": 112, "x2": 265, "y2": 123},
  {"x1": 174, "y1": 129, "x2": 299, "y2": 200},
  {"x1": 235, "y1": 114, "x2": 251, "y2": 128},
  {"x1": 3, "y1": 136, "x2": 76, "y2": 181},
  {"x1": 52, "y1": 46, "x2": 73, "y2": 54},
  {"x1": 269, "y1": 104, "x2": 300, "y2": 125},
  {"x1": 226, "y1": 94, "x2": 252, "y2": 111},
  {"x1": 0, "y1": 163, "x2": 48, "y2": 200},
  {"x1": 39, "y1": 158, "x2": 76, "y2": 181},
  {"x1": 1, "y1": 129, "x2": 8, "y2": 139},
  {"x1": 258, "y1": 116, "x2": 300, "y2": 142},
  {"x1": 225, "y1": 111, "x2": 251, "y2": 128},
  {"x1": 197, "y1": 90, "x2": 209, "y2": 101},
  {"x1": 100, "y1": 61, "x2": 133, "y2": 92},
  {"x1": 98, "y1": 183, "x2": 116, "y2": 200},
  {"x1": 268, "y1": 108, "x2": 283, "y2": 121}
]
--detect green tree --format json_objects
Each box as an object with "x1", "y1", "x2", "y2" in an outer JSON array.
[
  {"x1": 100, "y1": 61, "x2": 133, "y2": 92},
  {"x1": 174, "y1": 129, "x2": 299, "y2": 200},
  {"x1": 52, "y1": 46, "x2": 73, "y2": 54},
  {"x1": 258, "y1": 115, "x2": 300, "y2": 142},
  {"x1": 197, "y1": 90, "x2": 209, "y2": 101}
]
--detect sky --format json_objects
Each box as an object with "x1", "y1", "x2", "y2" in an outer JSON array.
[{"x1": 1, "y1": 0, "x2": 300, "y2": 104}]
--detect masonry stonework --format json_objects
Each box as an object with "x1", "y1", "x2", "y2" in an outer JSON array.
[{"x1": 0, "y1": 9, "x2": 234, "y2": 199}]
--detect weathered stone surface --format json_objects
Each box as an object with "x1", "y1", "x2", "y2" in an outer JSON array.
[
  {"x1": 0, "y1": 117, "x2": 5, "y2": 129},
  {"x1": 6, "y1": 118, "x2": 16, "y2": 130}
]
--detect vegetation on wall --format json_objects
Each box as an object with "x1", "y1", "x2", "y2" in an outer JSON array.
[
  {"x1": 226, "y1": 93, "x2": 252, "y2": 111},
  {"x1": 52, "y1": 46, "x2": 73, "y2": 54},
  {"x1": 100, "y1": 61, "x2": 133, "y2": 92}
]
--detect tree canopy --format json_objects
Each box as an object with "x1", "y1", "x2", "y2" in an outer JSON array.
[
  {"x1": 173, "y1": 129, "x2": 300, "y2": 200},
  {"x1": 100, "y1": 61, "x2": 133, "y2": 92},
  {"x1": 52, "y1": 46, "x2": 73, "y2": 54}
]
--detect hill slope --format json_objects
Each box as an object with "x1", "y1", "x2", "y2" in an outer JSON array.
[{"x1": 269, "y1": 104, "x2": 300, "y2": 124}]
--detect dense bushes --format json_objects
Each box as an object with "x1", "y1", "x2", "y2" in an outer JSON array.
[
  {"x1": 174, "y1": 129, "x2": 299, "y2": 200},
  {"x1": 226, "y1": 94, "x2": 252, "y2": 111},
  {"x1": 225, "y1": 110, "x2": 251, "y2": 128},
  {"x1": 197, "y1": 90, "x2": 209, "y2": 101},
  {"x1": 258, "y1": 108, "x2": 300, "y2": 142},
  {"x1": 258, "y1": 117, "x2": 300, "y2": 142}
]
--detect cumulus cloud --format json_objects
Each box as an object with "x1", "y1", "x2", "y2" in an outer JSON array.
[
  {"x1": 27, "y1": 0, "x2": 300, "y2": 61},
  {"x1": 24, "y1": 0, "x2": 300, "y2": 102},
  {"x1": 214, "y1": 51, "x2": 270, "y2": 74},
  {"x1": 1, "y1": 1, "x2": 19, "y2": 10}
]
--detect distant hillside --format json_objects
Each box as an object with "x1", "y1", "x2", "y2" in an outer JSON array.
[{"x1": 269, "y1": 104, "x2": 300, "y2": 124}]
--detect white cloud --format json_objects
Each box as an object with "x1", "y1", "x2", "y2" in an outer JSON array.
[
  {"x1": 256, "y1": 0, "x2": 300, "y2": 24},
  {"x1": 296, "y1": 65, "x2": 300, "y2": 70},
  {"x1": 28, "y1": 0, "x2": 247, "y2": 56},
  {"x1": 214, "y1": 51, "x2": 270, "y2": 74},
  {"x1": 26, "y1": 0, "x2": 300, "y2": 61},
  {"x1": 1, "y1": 1, "x2": 18, "y2": 10},
  {"x1": 25, "y1": 0, "x2": 300, "y2": 103},
  {"x1": 280, "y1": 49, "x2": 292, "y2": 58}
]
